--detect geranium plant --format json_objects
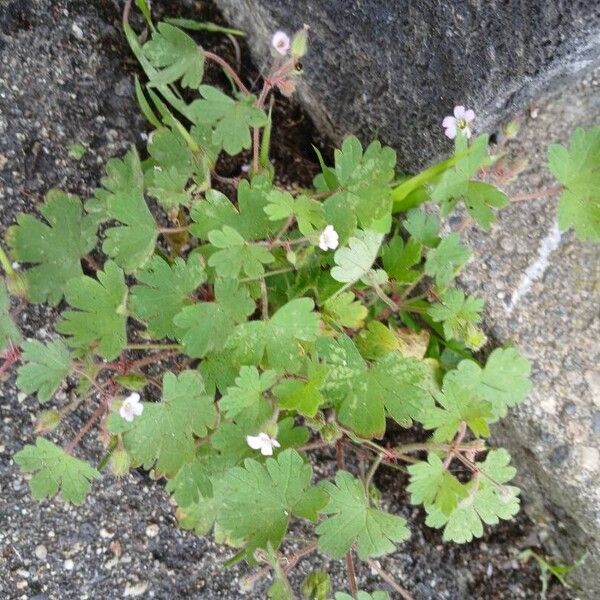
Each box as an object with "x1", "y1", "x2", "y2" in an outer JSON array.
[{"x1": 2, "y1": 1, "x2": 599, "y2": 598}]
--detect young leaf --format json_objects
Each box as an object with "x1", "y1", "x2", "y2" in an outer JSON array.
[
  {"x1": 421, "y1": 365, "x2": 494, "y2": 441},
  {"x1": 403, "y1": 208, "x2": 440, "y2": 247},
  {"x1": 189, "y1": 85, "x2": 268, "y2": 155},
  {"x1": 330, "y1": 229, "x2": 385, "y2": 285},
  {"x1": 382, "y1": 236, "x2": 422, "y2": 283},
  {"x1": 322, "y1": 292, "x2": 368, "y2": 329},
  {"x1": 174, "y1": 278, "x2": 255, "y2": 358},
  {"x1": 0, "y1": 281, "x2": 21, "y2": 351},
  {"x1": 219, "y1": 366, "x2": 277, "y2": 422},
  {"x1": 424, "y1": 233, "x2": 471, "y2": 289},
  {"x1": 324, "y1": 136, "x2": 396, "y2": 239},
  {"x1": 190, "y1": 175, "x2": 276, "y2": 241},
  {"x1": 300, "y1": 570, "x2": 331, "y2": 600},
  {"x1": 143, "y1": 22, "x2": 204, "y2": 88},
  {"x1": 227, "y1": 298, "x2": 320, "y2": 372},
  {"x1": 424, "y1": 449, "x2": 520, "y2": 543},
  {"x1": 431, "y1": 134, "x2": 503, "y2": 228},
  {"x1": 317, "y1": 335, "x2": 433, "y2": 437},
  {"x1": 444, "y1": 348, "x2": 532, "y2": 420},
  {"x1": 428, "y1": 288, "x2": 486, "y2": 350},
  {"x1": 548, "y1": 126, "x2": 600, "y2": 240},
  {"x1": 108, "y1": 370, "x2": 217, "y2": 475},
  {"x1": 213, "y1": 448, "x2": 328, "y2": 559},
  {"x1": 273, "y1": 363, "x2": 329, "y2": 418},
  {"x1": 264, "y1": 190, "x2": 325, "y2": 235},
  {"x1": 317, "y1": 470, "x2": 410, "y2": 559},
  {"x1": 145, "y1": 127, "x2": 196, "y2": 209},
  {"x1": 407, "y1": 453, "x2": 468, "y2": 515},
  {"x1": 130, "y1": 255, "x2": 206, "y2": 339},
  {"x1": 93, "y1": 148, "x2": 157, "y2": 272},
  {"x1": 14, "y1": 438, "x2": 99, "y2": 505},
  {"x1": 6, "y1": 190, "x2": 98, "y2": 304},
  {"x1": 57, "y1": 260, "x2": 128, "y2": 360},
  {"x1": 16, "y1": 340, "x2": 72, "y2": 403},
  {"x1": 208, "y1": 225, "x2": 274, "y2": 279}
]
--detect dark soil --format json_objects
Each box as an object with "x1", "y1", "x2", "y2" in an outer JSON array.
[{"x1": 0, "y1": 1, "x2": 571, "y2": 598}]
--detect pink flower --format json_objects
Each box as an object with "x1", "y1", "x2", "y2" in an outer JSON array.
[
  {"x1": 271, "y1": 31, "x2": 290, "y2": 56},
  {"x1": 443, "y1": 106, "x2": 476, "y2": 139}
]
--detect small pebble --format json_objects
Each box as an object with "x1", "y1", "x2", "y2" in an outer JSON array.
[
  {"x1": 63, "y1": 559, "x2": 74, "y2": 571},
  {"x1": 17, "y1": 392, "x2": 27, "y2": 403},
  {"x1": 71, "y1": 23, "x2": 84, "y2": 40},
  {"x1": 124, "y1": 582, "x2": 149, "y2": 597},
  {"x1": 35, "y1": 544, "x2": 47, "y2": 560},
  {"x1": 145, "y1": 524, "x2": 159, "y2": 538}
]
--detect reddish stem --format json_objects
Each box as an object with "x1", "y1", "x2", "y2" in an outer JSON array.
[{"x1": 204, "y1": 51, "x2": 250, "y2": 94}]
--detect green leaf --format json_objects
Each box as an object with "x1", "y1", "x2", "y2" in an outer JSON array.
[
  {"x1": 214, "y1": 449, "x2": 328, "y2": 559},
  {"x1": 0, "y1": 281, "x2": 21, "y2": 351},
  {"x1": 174, "y1": 278, "x2": 255, "y2": 358},
  {"x1": 317, "y1": 335, "x2": 433, "y2": 437},
  {"x1": 273, "y1": 363, "x2": 329, "y2": 418},
  {"x1": 6, "y1": 190, "x2": 98, "y2": 304},
  {"x1": 145, "y1": 127, "x2": 196, "y2": 209},
  {"x1": 431, "y1": 134, "x2": 501, "y2": 227},
  {"x1": 190, "y1": 175, "x2": 276, "y2": 241},
  {"x1": 94, "y1": 148, "x2": 157, "y2": 272},
  {"x1": 479, "y1": 348, "x2": 532, "y2": 416},
  {"x1": 57, "y1": 260, "x2": 128, "y2": 360},
  {"x1": 324, "y1": 136, "x2": 396, "y2": 238},
  {"x1": 407, "y1": 453, "x2": 468, "y2": 515},
  {"x1": 461, "y1": 181, "x2": 509, "y2": 231},
  {"x1": 421, "y1": 364, "x2": 494, "y2": 441},
  {"x1": 189, "y1": 85, "x2": 268, "y2": 155},
  {"x1": 444, "y1": 348, "x2": 532, "y2": 420},
  {"x1": 322, "y1": 292, "x2": 368, "y2": 329},
  {"x1": 424, "y1": 233, "x2": 471, "y2": 289},
  {"x1": 219, "y1": 366, "x2": 277, "y2": 422},
  {"x1": 130, "y1": 255, "x2": 206, "y2": 339},
  {"x1": 382, "y1": 236, "x2": 422, "y2": 283},
  {"x1": 403, "y1": 209, "x2": 440, "y2": 247},
  {"x1": 300, "y1": 570, "x2": 331, "y2": 600},
  {"x1": 548, "y1": 127, "x2": 600, "y2": 240},
  {"x1": 317, "y1": 470, "x2": 409, "y2": 559},
  {"x1": 424, "y1": 449, "x2": 520, "y2": 543},
  {"x1": 15, "y1": 438, "x2": 99, "y2": 505},
  {"x1": 165, "y1": 17, "x2": 246, "y2": 37},
  {"x1": 330, "y1": 229, "x2": 385, "y2": 285},
  {"x1": 208, "y1": 225, "x2": 274, "y2": 279},
  {"x1": 227, "y1": 298, "x2": 320, "y2": 372},
  {"x1": 428, "y1": 288, "x2": 486, "y2": 350},
  {"x1": 108, "y1": 370, "x2": 217, "y2": 475},
  {"x1": 264, "y1": 190, "x2": 325, "y2": 235},
  {"x1": 143, "y1": 22, "x2": 204, "y2": 88},
  {"x1": 68, "y1": 143, "x2": 86, "y2": 160},
  {"x1": 16, "y1": 340, "x2": 72, "y2": 403}
]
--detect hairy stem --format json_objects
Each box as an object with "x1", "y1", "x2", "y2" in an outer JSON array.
[
  {"x1": 203, "y1": 50, "x2": 250, "y2": 94},
  {"x1": 64, "y1": 396, "x2": 110, "y2": 454},
  {"x1": 364, "y1": 453, "x2": 384, "y2": 494}
]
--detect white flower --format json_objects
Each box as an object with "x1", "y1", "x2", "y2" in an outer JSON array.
[
  {"x1": 318, "y1": 224, "x2": 339, "y2": 251},
  {"x1": 442, "y1": 105, "x2": 476, "y2": 139},
  {"x1": 246, "y1": 432, "x2": 281, "y2": 456},
  {"x1": 271, "y1": 31, "x2": 290, "y2": 56},
  {"x1": 119, "y1": 392, "x2": 143, "y2": 422}
]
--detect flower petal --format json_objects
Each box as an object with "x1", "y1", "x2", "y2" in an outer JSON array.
[
  {"x1": 444, "y1": 125, "x2": 457, "y2": 139},
  {"x1": 442, "y1": 116, "x2": 456, "y2": 128},
  {"x1": 464, "y1": 109, "x2": 475, "y2": 122},
  {"x1": 261, "y1": 444, "x2": 274, "y2": 456},
  {"x1": 453, "y1": 105, "x2": 466, "y2": 119},
  {"x1": 246, "y1": 435, "x2": 264, "y2": 450}
]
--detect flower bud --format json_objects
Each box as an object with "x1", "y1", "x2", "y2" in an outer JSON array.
[
  {"x1": 291, "y1": 25, "x2": 309, "y2": 58},
  {"x1": 34, "y1": 409, "x2": 61, "y2": 433},
  {"x1": 110, "y1": 448, "x2": 131, "y2": 477}
]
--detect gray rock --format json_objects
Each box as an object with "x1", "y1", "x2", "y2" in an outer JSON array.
[{"x1": 214, "y1": 0, "x2": 600, "y2": 170}]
